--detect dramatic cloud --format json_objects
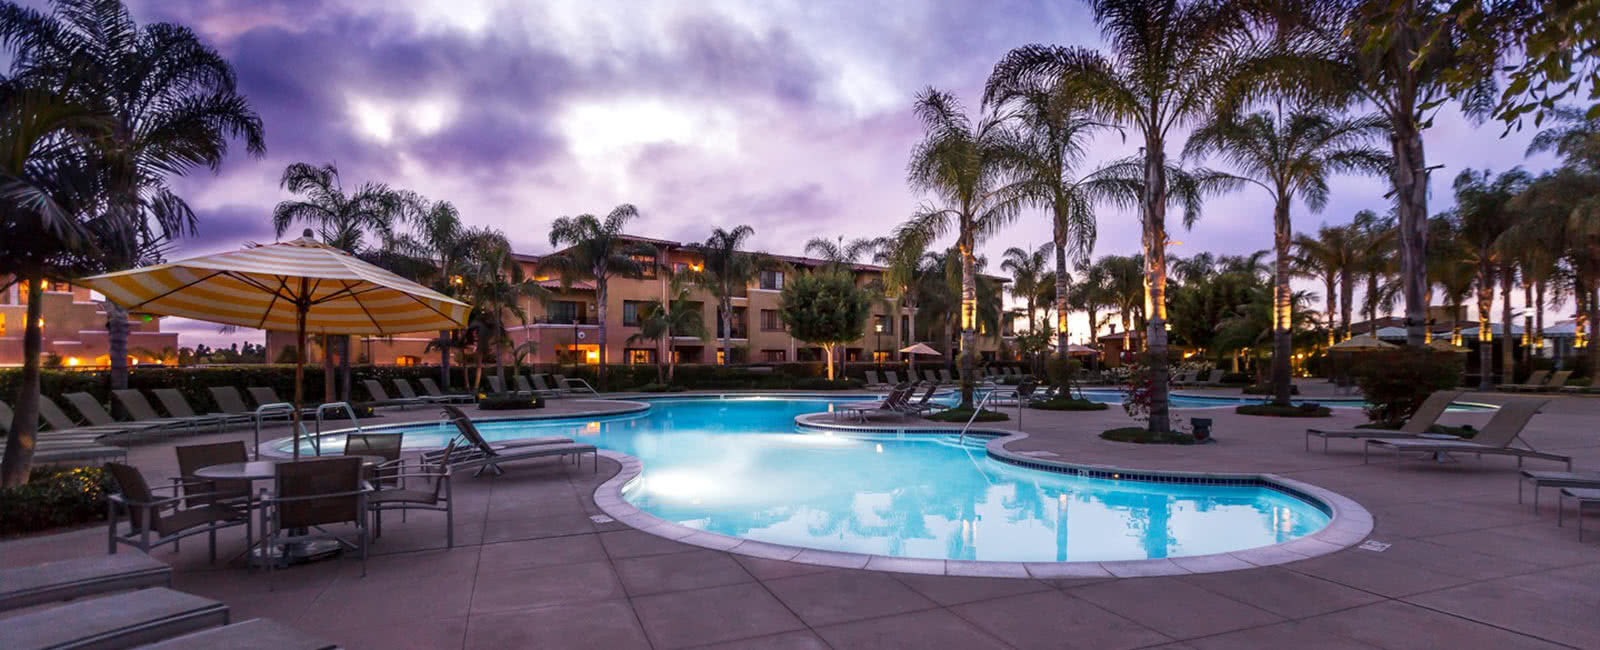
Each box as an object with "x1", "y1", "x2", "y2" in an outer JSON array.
[{"x1": 79, "y1": 0, "x2": 1566, "y2": 345}]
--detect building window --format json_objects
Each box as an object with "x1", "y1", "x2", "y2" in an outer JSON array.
[
  {"x1": 672, "y1": 262, "x2": 689, "y2": 275},
  {"x1": 395, "y1": 355, "x2": 420, "y2": 367},
  {"x1": 632, "y1": 255, "x2": 657, "y2": 278},
  {"x1": 872, "y1": 351, "x2": 891, "y2": 362},
  {"x1": 760, "y1": 309, "x2": 783, "y2": 331},
  {"x1": 622, "y1": 300, "x2": 645, "y2": 327},
  {"x1": 759, "y1": 270, "x2": 784, "y2": 290},
  {"x1": 873, "y1": 314, "x2": 892, "y2": 334},
  {"x1": 627, "y1": 349, "x2": 654, "y2": 365},
  {"x1": 548, "y1": 301, "x2": 580, "y2": 324},
  {"x1": 900, "y1": 315, "x2": 910, "y2": 344},
  {"x1": 763, "y1": 349, "x2": 787, "y2": 362}
]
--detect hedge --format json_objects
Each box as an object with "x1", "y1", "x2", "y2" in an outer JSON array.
[{"x1": 0, "y1": 465, "x2": 113, "y2": 536}]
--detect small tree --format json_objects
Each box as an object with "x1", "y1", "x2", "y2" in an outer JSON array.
[
  {"x1": 778, "y1": 272, "x2": 871, "y2": 380},
  {"x1": 1350, "y1": 348, "x2": 1464, "y2": 427}
]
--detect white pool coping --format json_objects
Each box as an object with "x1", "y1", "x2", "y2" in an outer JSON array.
[{"x1": 591, "y1": 405, "x2": 1374, "y2": 579}]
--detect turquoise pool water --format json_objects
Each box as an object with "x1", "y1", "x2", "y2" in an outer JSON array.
[{"x1": 279, "y1": 396, "x2": 1332, "y2": 562}]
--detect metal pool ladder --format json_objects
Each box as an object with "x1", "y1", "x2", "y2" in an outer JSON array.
[{"x1": 958, "y1": 390, "x2": 997, "y2": 443}]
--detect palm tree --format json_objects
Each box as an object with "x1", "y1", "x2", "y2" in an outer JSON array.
[
  {"x1": 0, "y1": 0, "x2": 266, "y2": 391},
  {"x1": 873, "y1": 234, "x2": 931, "y2": 359},
  {"x1": 0, "y1": 73, "x2": 118, "y2": 486},
  {"x1": 1099, "y1": 255, "x2": 1146, "y2": 348},
  {"x1": 541, "y1": 204, "x2": 651, "y2": 390},
  {"x1": 388, "y1": 194, "x2": 471, "y2": 388},
  {"x1": 983, "y1": 70, "x2": 1124, "y2": 357},
  {"x1": 460, "y1": 230, "x2": 544, "y2": 390},
  {"x1": 988, "y1": 1, "x2": 1242, "y2": 430},
  {"x1": 692, "y1": 225, "x2": 766, "y2": 366},
  {"x1": 1512, "y1": 167, "x2": 1600, "y2": 373},
  {"x1": 1293, "y1": 221, "x2": 1363, "y2": 342},
  {"x1": 273, "y1": 161, "x2": 404, "y2": 401},
  {"x1": 898, "y1": 88, "x2": 1020, "y2": 408},
  {"x1": 1449, "y1": 168, "x2": 1533, "y2": 389},
  {"x1": 804, "y1": 237, "x2": 876, "y2": 270},
  {"x1": 1183, "y1": 109, "x2": 1387, "y2": 404},
  {"x1": 1000, "y1": 244, "x2": 1051, "y2": 334},
  {"x1": 628, "y1": 272, "x2": 707, "y2": 383}
]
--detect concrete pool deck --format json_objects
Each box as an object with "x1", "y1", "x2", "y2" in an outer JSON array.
[{"x1": 3, "y1": 388, "x2": 1597, "y2": 649}]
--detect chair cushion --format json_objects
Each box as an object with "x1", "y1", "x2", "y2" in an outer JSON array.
[{"x1": 370, "y1": 488, "x2": 439, "y2": 505}]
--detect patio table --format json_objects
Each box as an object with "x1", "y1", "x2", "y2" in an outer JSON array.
[{"x1": 195, "y1": 455, "x2": 385, "y2": 566}]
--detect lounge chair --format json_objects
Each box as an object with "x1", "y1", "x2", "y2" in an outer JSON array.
[
  {"x1": 1171, "y1": 370, "x2": 1198, "y2": 386},
  {"x1": 1364, "y1": 398, "x2": 1571, "y2": 469},
  {"x1": 1500, "y1": 369, "x2": 1550, "y2": 392},
  {"x1": 939, "y1": 368, "x2": 956, "y2": 385},
  {"x1": 1526, "y1": 370, "x2": 1573, "y2": 392},
  {"x1": 37, "y1": 395, "x2": 139, "y2": 437},
  {"x1": 922, "y1": 369, "x2": 940, "y2": 385},
  {"x1": 864, "y1": 370, "x2": 886, "y2": 389},
  {"x1": 104, "y1": 462, "x2": 252, "y2": 563},
  {"x1": 841, "y1": 385, "x2": 912, "y2": 421},
  {"x1": 6, "y1": 587, "x2": 229, "y2": 650},
  {"x1": 112, "y1": 390, "x2": 218, "y2": 432},
  {"x1": 137, "y1": 618, "x2": 337, "y2": 650},
  {"x1": 430, "y1": 405, "x2": 597, "y2": 476},
  {"x1": 532, "y1": 373, "x2": 567, "y2": 397},
  {"x1": 0, "y1": 400, "x2": 119, "y2": 452},
  {"x1": 261, "y1": 456, "x2": 372, "y2": 577},
  {"x1": 554, "y1": 374, "x2": 599, "y2": 395},
  {"x1": 1557, "y1": 487, "x2": 1600, "y2": 541},
  {"x1": 485, "y1": 375, "x2": 518, "y2": 396},
  {"x1": 153, "y1": 389, "x2": 253, "y2": 431},
  {"x1": 899, "y1": 383, "x2": 945, "y2": 416},
  {"x1": 370, "y1": 441, "x2": 456, "y2": 547},
  {"x1": 362, "y1": 379, "x2": 425, "y2": 409},
  {"x1": 205, "y1": 387, "x2": 273, "y2": 423},
  {"x1": 393, "y1": 377, "x2": 449, "y2": 404},
  {"x1": 419, "y1": 377, "x2": 475, "y2": 403},
  {"x1": 1305, "y1": 390, "x2": 1464, "y2": 452},
  {"x1": 0, "y1": 552, "x2": 171, "y2": 613},
  {"x1": 1200, "y1": 369, "x2": 1226, "y2": 386},
  {"x1": 885, "y1": 370, "x2": 901, "y2": 386},
  {"x1": 516, "y1": 374, "x2": 561, "y2": 399},
  {"x1": 67, "y1": 392, "x2": 180, "y2": 434},
  {"x1": 1518, "y1": 469, "x2": 1600, "y2": 512}
]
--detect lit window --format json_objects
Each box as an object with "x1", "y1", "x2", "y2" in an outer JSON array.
[
  {"x1": 628, "y1": 349, "x2": 654, "y2": 365},
  {"x1": 872, "y1": 351, "x2": 891, "y2": 362},
  {"x1": 622, "y1": 301, "x2": 645, "y2": 327},
  {"x1": 395, "y1": 355, "x2": 420, "y2": 367},
  {"x1": 763, "y1": 349, "x2": 786, "y2": 362}
]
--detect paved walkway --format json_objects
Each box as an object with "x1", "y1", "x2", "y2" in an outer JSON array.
[{"x1": 3, "y1": 388, "x2": 1597, "y2": 649}]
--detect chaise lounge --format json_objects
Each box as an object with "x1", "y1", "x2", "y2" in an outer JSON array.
[
  {"x1": 429, "y1": 405, "x2": 597, "y2": 476},
  {"x1": 1363, "y1": 398, "x2": 1570, "y2": 469},
  {"x1": 1305, "y1": 390, "x2": 1464, "y2": 452}
]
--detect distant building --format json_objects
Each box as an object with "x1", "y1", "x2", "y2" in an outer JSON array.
[
  {"x1": 0, "y1": 277, "x2": 177, "y2": 367},
  {"x1": 267, "y1": 234, "x2": 1015, "y2": 366}
]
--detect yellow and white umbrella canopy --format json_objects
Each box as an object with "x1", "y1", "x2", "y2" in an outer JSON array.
[{"x1": 83, "y1": 232, "x2": 469, "y2": 334}]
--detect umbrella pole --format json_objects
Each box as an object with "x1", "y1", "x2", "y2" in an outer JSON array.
[{"x1": 293, "y1": 292, "x2": 308, "y2": 461}]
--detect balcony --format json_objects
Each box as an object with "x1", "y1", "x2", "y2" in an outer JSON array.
[
  {"x1": 716, "y1": 325, "x2": 749, "y2": 339},
  {"x1": 533, "y1": 314, "x2": 592, "y2": 326}
]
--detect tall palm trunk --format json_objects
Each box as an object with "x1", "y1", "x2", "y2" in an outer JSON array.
[
  {"x1": 1587, "y1": 282, "x2": 1600, "y2": 375},
  {"x1": 1142, "y1": 145, "x2": 1172, "y2": 433},
  {"x1": 595, "y1": 282, "x2": 609, "y2": 390},
  {"x1": 1323, "y1": 274, "x2": 1337, "y2": 346},
  {"x1": 439, "y1": 329, "x2": 452, "y2": 389},
  {"x1": 1391, "y1": 123, "x2": 1430, "y2": 346},
  {"x1": 1476, "y1": 266, "x2": 1494, "y2": 390},
  {"x1": 719, "y1": 295, "x2": 733, "y2": 366},
  {"x1": 1054, "y1": 240, "x2": 1070, "y2": 357},
  {"x1": 1500, "y1": 270, "x2": 1515, "y2": 383},
  {"x1": 1534, "y1": 280, "x2": 1545, "y2": 354},
  {"x1": 106, "y1": 302, "x2": 129, "y2": 389},
  {"x1": 339, "y1": 335, "x2": 352, "y2": 401},
  {"x1": 1340, "y1": 273, "x2": 1355, "y2": 340},
  {"x1": 1270, "y1": 201, "x2": 1294, "y2": 406},
  {"x1": 958, "y1": 232, "x2": 977, "y2": 408},
  {"x1": 1, "y1": 274, "x2": 46, "y2": 487}
]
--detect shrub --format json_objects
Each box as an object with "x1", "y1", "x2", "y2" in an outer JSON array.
[
  {"x1": 476, "y1": 394, "x2": 544, "y2": 411},
  {"x1": 634, "y1": 383, "x2": 687, "y2": 393},
  {"x1": 1234, "y1": 403, "x2": 1331, "y2": 417},
  {"x1": 1242, "y1": 383, "x2": 1299, "y2": 396},
  {"x1": 790, "y1": 377, "x2": 864, "y2": 390},
  {"x1": 1028, "y1": 398, "x2": 1109, "y2": 411},
  {"x1": 925, "y1": 407, "x2": 1009, "y2": 422},
  {"x1": 1349, "y1": 348, "x2": 1464, "y2": 426},
  {"x1": 1219, "y1": 372, "x2": 1252, "y2": 385},
  {"x1": 0, "y1": 466, "x2": 113, "y2": 536},
  {"x1": 1044, "y1": 357, "x2": 1080, "y2": 388},
  {"x1": 1099, "y1": 426, "x2": 1196, "y2": 445}
]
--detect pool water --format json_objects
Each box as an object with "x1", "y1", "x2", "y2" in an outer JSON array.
[{"x1": 285, "y1": 396, "x2": 1331, "y2": 563}]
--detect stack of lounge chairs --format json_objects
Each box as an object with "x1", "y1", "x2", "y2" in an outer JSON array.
[{"x1": 1, "y1": 553, "x2": 336, "y2": 649}]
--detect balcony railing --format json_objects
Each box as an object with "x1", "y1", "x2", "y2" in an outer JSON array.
[{"x1": 533, "y1": 314, "x2": 592, "y2": 325}]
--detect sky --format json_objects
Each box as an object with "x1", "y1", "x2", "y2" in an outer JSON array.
[{"x1": 68, "y1": 0, "x2": 1567, "y2": 347}]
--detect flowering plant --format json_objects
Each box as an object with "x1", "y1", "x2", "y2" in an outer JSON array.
[{"x1": 1119, "y1": 363, "x2": 1190, "y2": 435}]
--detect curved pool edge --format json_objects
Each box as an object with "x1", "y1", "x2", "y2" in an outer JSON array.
[{"x1": 590, "y1": 409, "x2": 1373, "y2": 579}]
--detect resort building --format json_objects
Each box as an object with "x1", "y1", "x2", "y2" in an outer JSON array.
[
  {"x1": 267, "y1": 234, "x2": 1015, "y2": 367},
  {"x1": 0, "y1": 277, "x2": 177, "y2": 367}
]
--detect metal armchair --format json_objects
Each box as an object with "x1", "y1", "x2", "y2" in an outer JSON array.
[
  {"x1": 259, "y1": 457, "x2": 373, "y2": 577},
  {"x1": 105, "y1": 463, "x2": 250, "y2": 564},
  {"x1": 370, "y1": 441, "x2": 456, "y2": 547}
]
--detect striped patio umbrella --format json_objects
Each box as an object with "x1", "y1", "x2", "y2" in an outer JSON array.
[{"x1": 81, "y1": 230, "x2": 471, "y2": 458}]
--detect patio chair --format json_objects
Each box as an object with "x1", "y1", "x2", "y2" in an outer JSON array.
[
  {"x1": 431, "y1": 405, "x2": 597, "y2": 477},
  {"x1": 1305, "y1": 390, "x2": 1464, "y2": 452},
  {"x1": 104, "y1": 462, "x2": 251, "y2": 564},
  {"x1": 842, "y1": 384, "x2": 912, "y2": 421},
  {"x1": 393, "y1": 377, "x2": 449, "y2": 404},
  {"x1": 419, "y1": 377, "x2": 475, "y2": 403},
  {"x1": 885, "y1": 370, "x2": 901, "y2": 386},
  {"x1": 1556, "y1": 488, "x2": 1600, "y2": 541},
  {"x1": 1363, "y1": 398, "x2": 1571, "y2": 469},
  {"x1": 136, "y1": 618, "x2": 338, "y2": 650},
  {"x1": 864, "y1": 370, "x2": 886, "y2": 389},
  {"x1": 1499, "y1": 369, "x2": 1550, "y2": 392},
  {"x1": 36, "y1": 395, "x2": 139, "y2": 437},
  {"x1": 344, "y1": 432, "x2": 405, "y2": 488},
  {"x1": 939, "y1": 368, "x2": 956, "y2": 384},
  {"x1": 516, "y1": 374, "x2": 561, "y2": 399},
  {"x1": 112, "y1": 389, "x2": 218, "y2": 431},
  {"x1": 261, "y1": 456, "x2": 372, "y2": 577},
  {"x1": 362, "y1": 379, "x2": 425, "y2": 409},
  {"x1": 370, "y1": 441, "x2": 456, "y2": 547},
  {"x1": 0, "y1": 551, "x2": 171, "y2": 613},
  {"x1": 554, "y1": 374, "x2": 599, "y2": 395},
  {"x1": 65, "y1": 392, "x2": 176, "y2": 435},
  {"x1": 0, "y1": 400, "x2": 116, "y2": 451},
  {"x1": 899, "y1": 383, "x2": 945, "y2": 416},
  {"x1": 208, "y1": 387, "x2": 257, "y2": 420},
  {"x1": 1518, "y1": 469, "x2": 1600, "y2": 512},
  {"x1": 6, "y1": 587, "x2": 229, "y2": 650},
  {"x1": 532, "y1": 373, "x2": 567, "y2": 397},
  {"x1": 173, "y1": 441, "x2": 252, "y2": 507},
  {"x1": 154, "y1": 389, "x2": 253, "y2": 431}
]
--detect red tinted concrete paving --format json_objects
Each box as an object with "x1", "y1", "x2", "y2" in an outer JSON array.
[{"x1": 3, "y1": 389, "x2": 1597, "y2": 649}]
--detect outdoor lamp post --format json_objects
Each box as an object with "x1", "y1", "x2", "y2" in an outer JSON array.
[{"x1": 874, "y1": 320, "x2": 884, "y2": 368}]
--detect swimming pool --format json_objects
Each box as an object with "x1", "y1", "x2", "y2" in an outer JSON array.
[{"x1": 275, "y1": 396, "x2": 1336, "y2": 563}]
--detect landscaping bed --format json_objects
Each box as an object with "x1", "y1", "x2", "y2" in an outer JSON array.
[
  {"x1": 925, "y1": 407, "x2": 1009, "y2": 422},
  {"x1": 1099, "y1": 426, "x2": 1197, "y2": 445},
  {"x1": 1028, "y1": 397, "x2": 1109, "y2": 411},
  {"x1": 1234, "y1": 403, "x2": 1331, "y2": 417},
  {"x1": 1, "y1": 466, "x2": 112, "y2": 537},
  {"x1": 476, "y1": 394, "x2": 546, "y2": 410}
]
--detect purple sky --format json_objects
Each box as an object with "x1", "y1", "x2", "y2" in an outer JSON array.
[{"x1": 92, "y1": 0, "x2": 1564, "y2": 347}]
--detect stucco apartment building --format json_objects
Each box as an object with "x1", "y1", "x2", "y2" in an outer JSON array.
[
  {"x1": 0, "y1": 277, "x2": 177, "y2": 367},
  {"x1": 269, "y1": 234, "x2": 1013, "y2": 367}
]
